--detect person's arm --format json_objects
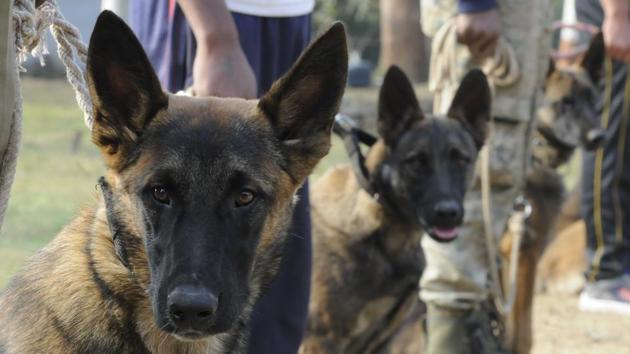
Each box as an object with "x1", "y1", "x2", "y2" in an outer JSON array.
[
  {"x1": 455, "y1": 0, "x2": 502, "y2": 61},
  {"x1": 177, "y1": 0, "x2": 257, "y2": 98},
  {"x1": 601, "y1": 0, "x2": 630, "y2": 63}
]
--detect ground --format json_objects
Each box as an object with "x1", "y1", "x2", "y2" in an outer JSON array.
[
  {"x1": 533, "y1": 294, "x2": 630, "y2": 354},
  {"x1": 2, "y1": 78, "x2": 630, "y2": 352}
]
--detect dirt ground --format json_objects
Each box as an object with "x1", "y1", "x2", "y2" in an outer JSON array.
[{"x1": 532, "y1": 293, "x2": 630, "y2": 354}]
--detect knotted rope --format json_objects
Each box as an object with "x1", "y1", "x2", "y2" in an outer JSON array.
[
  {"x1": 1, "y1": 0, "x2": 92, "y2": 230},
  {"x1": 13, "y1": 0, "x2": 93, "y2": 128}
]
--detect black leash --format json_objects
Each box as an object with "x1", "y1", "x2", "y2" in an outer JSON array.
[{"x1": 333, "y1": 114, "x2": 378, "y2": 197}]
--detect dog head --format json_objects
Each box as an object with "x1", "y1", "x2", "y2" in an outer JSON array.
[
  {"x1": 534, "y1": 33, "x2": 605, "y2": 168},
  {"x1": 369, "y1": 66, "x2": 489, "y2": 242},
  {"x1": 87, "y1": 11, "x2": 347, "y2": 340}
]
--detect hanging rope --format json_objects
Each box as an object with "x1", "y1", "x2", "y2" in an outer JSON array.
[
  {"x1": 1, "y1": 0, "x2": 93, "y2": 231},
  {"x1": 12, "y1": 0, "x2": 93, "y2": 129}
]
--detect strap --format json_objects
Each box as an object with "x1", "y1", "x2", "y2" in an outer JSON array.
[{"x1": 333, "y1": 114, "x2": 377, "y2": 196}]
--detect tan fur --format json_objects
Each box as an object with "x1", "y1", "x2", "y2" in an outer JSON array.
[
  {"x1": 301, "y1": 160, "x2": 423, "y2": 354},
  {"x1": 537, "y1": 220, "x2": 586, "y2": 295}
]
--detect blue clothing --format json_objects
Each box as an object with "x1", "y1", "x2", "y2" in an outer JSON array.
[
  {"x1": 458, "y1": 0, "x2": 498, "y2": 13},
  {"x1": 130, "y1": 3, "x2": 312, "y2": 353}
]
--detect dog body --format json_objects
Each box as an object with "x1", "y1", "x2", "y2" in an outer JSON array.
[
  {"x1": 0, "y1": 12, "x2": 347, "y2": 353},
  {"x1": 301, "y1": 67, "x2": 491, "y2": 354}
]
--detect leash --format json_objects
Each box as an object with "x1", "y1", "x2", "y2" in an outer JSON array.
[
  {"x1": 480, "y1": 123, "x2": 532, "y2": 317},
  {"x1": 333, "y1": 114, "x2": 378, "y2": 197}
]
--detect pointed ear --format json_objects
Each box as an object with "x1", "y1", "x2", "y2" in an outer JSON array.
[
  {"x1": 447, "y1": 69, "x2": 491, "y2": 149},
  {"x1": 258, "y1": 23, "x2": 348, "y2": 182},
  {"x1": 87, "y1": 11, "x2": 167, "y2": 169},
  {"x1": 581, "y1": 32, "x2": 605, "y2": 84},
  {"x1": 377, "y1": 66, "x2": 423, "y2": 145}
]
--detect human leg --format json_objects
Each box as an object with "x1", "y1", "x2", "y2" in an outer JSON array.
[
  {"x1": 419, "y1": 0, "x2": 552, "y2": 351},
  {"x1": 577, "y1": 0, "x2": 630, "y2": 314}
]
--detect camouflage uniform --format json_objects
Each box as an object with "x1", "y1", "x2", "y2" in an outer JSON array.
[{"x1": 419, "y1": 0, "x2": 552, "y2": 352}]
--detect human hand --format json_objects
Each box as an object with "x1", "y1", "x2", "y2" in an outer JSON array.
[
  {"x1": 456, "y1": 9, "x2": 502, "y2": 61},
  {"x1": 192, "y1": 40, "x2": 257, "y2": 98},
  {"x1": 602, "y1": 11, "x2": 630, "y2": 62}
]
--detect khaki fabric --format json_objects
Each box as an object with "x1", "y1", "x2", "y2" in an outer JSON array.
[{"x1": 419, "y1": 0, "x2": 553, "y2": 308}]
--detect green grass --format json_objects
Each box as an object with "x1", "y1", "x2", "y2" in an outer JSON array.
[{"x1": 0, "y1": 79, "x2": 104, "y2": 286}]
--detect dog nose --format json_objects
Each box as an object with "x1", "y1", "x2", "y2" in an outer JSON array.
[
  {"x1": 433, "y1": 200, "x2": 462, "y2": 223},
  {"x1": 167, "y1": 285, "x2": 218, "y2": 328}
]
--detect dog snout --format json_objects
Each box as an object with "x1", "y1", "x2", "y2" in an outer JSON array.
[
  {"x1": 433, "y1": 200, "x2": 462, "y2": 225},
  {"x1": 167, "y1": 285, "x2": 219, "y2": 329}
]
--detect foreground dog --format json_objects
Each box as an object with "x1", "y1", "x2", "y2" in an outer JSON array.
[
  {"x1": 0, "y1": 11, "x2": 347, "y2": 354},
  {"x1": 501, "y1": 33, "x2": 605, "y2": 354},
  {"x1": 300, "y1": 66, "x2": 490, "y2": 354}
]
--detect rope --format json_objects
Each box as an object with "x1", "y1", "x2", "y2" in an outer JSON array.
[
  {"x1": 12, "y1": 0, "x2": 93, "y2": 129},
  {"x1": 480, "y1": 125, "x2": 530, "y2": 316},
  {"x1": 428, "y1": 18, "x2": 521, "y2": 95},
  {"x1": 1, "y1": 0, "x2": 92, "y2": 231}
]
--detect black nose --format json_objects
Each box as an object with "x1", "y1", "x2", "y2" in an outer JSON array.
[
  {"x1": 433, "y1": 200, "x2": 462, "y2": 224},
  {"x1": 167, "y1": 286, "x2": 218, "y2": 328}
]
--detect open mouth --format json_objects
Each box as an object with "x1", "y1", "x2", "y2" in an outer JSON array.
[{"x1": 429, "y1": 226, "x2": 459, "y2": 242}]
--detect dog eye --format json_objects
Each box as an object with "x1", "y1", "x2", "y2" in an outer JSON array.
[
  {"x1": 152, "y1": 186, "x2": 170, "y2": 205},
  {"x1": 235, "y1": 189, "x2": 256, "y2": 207}
]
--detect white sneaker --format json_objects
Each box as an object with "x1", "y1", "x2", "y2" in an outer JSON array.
[{"x1": 579, "y1": 275, "x2": 630, "y2": 315}]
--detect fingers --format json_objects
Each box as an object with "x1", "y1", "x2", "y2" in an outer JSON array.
[
  {"x1": 456, "y1": 10, "x2": 502, "y2": 61},
  {"x1": 474, "y1": 34, "x2": 499, "y2": 60},
  {"x1": 602, "y1": 17, "x2": 630, "y2": 63}
]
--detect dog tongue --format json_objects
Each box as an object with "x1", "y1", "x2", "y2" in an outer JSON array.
[{"x1": 433, "y1": 227, "x2": 459, "y2": 240}]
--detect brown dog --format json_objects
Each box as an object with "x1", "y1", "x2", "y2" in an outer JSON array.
[
  {"x1": 300, "y1": 67, "x2": 491, "y2": 354},
  {"x1": 0, "y1": 11, "x2": 347, "y2": 354}
]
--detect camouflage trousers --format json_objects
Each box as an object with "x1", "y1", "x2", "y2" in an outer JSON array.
[{"x1": 419, "y1": 0, "x2": 553, "y2": 308}]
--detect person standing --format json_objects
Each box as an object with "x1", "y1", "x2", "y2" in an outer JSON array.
[
  {"x1": 130, "y1": 1, "x2": 314, "y2": 352},
  {"x1": 419, "y1": 0, "x2": 552, "y2": 353},
  {"x1": 575, "y1": 0, "x2": 630, "y2": 315}
]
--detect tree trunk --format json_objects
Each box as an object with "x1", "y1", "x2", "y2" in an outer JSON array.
[{"x1": 378, "y1": 0, "x2": 428, "y2": 82}]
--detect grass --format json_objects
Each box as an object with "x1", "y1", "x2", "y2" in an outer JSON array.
[{"x1": 0, "y1": 78, "x2": 104, "y2": 285}]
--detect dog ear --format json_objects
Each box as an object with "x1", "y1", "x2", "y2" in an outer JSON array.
[
  {"x1": 87, "y1": 10, "x2": 167, "y2": 170},
  {"x1": 447, "y1": 69, "x2": 491, "y2": 149},
  {"x1": 581, "y1": 32, "x2": 605, "y2": 84},
  {"x1": 378, "y1": 66, "x2": 423, "y2": 145},
  {"x1": 258, "y1": 23, "x2": 348, "y2": 182}
]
